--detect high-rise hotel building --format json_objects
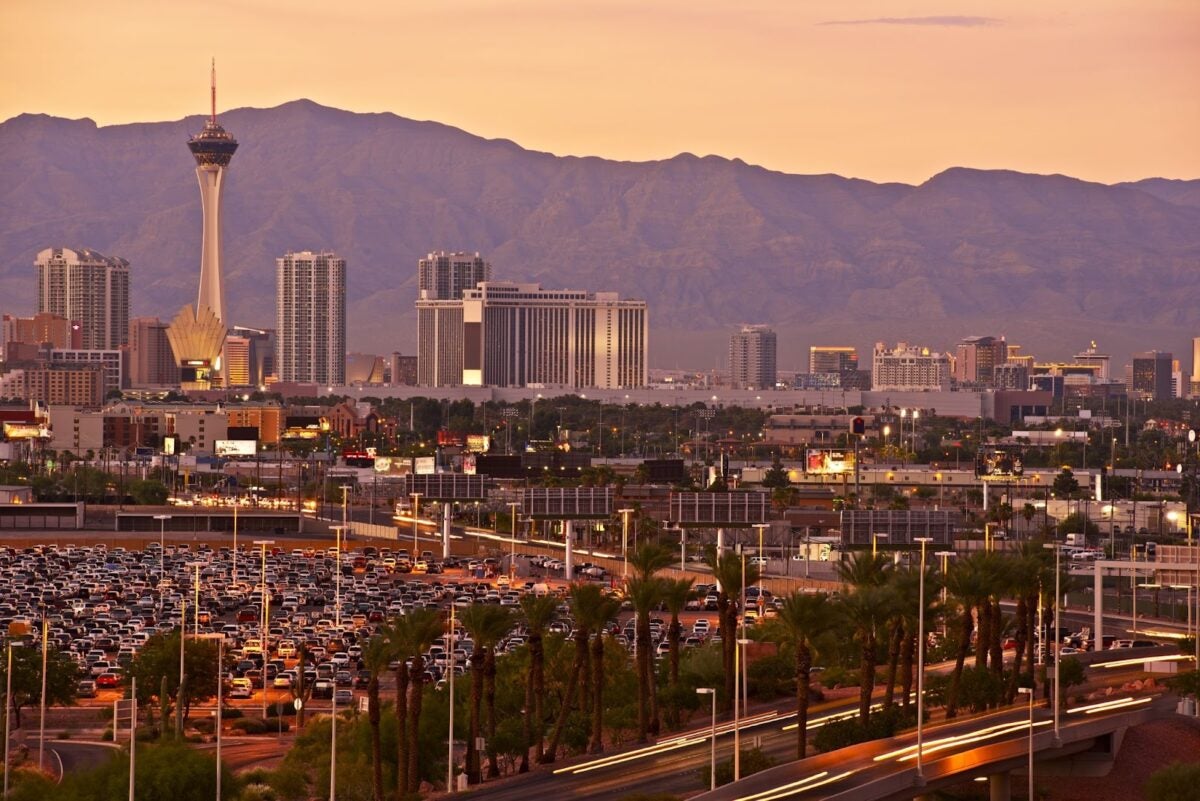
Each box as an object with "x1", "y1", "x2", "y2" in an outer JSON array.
[
  {"x1": 418, "y1": 281, "x2": 647, "y2": 389},
  {"x1": 418, "y1": 251, "x2": 491, "y2": 300},
  {"x1": 872, "y1": 341, "x2": 952, "y2": 391},
  {"x1": 35, "y1": 247, "x2": 129, "y2": 351},
  {"x1": 729, "y1": 325, "x2": 776, "y2": 390},
  {"x1": 275, "y1": 251, "x2": 346, "y2": 385}
]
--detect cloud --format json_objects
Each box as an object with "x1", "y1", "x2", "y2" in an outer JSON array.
[{"x1": 819, "y1": 16, "x2": 1000, "y2": 28}]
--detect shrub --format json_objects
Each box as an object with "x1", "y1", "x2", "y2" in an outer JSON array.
[
  {"x1": 699, "y1": 747, "x2": 775, "y2": 788},
  {"x1": 1145, "y1": 761, "x2": 1200, "y2": 801},
  {"x1": 230, "y1": 718, "x2": 270, "y2": 734},
  {"x1": 812, "y1": 706, "x2": 916, "y2": 754}
]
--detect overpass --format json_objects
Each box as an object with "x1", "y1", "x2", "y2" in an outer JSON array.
[{"x1": 694, "y1": 695, "x2": 1170, "y2": 801}]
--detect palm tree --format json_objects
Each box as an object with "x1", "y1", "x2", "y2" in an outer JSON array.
[
  {"x1": 942, "y1": 554, "x2": 988, "y2": 718},
  {"x1": 518, "y1": 594, "x2": 558, "y2": 771},
  {"x1": 363, "y1": 635, "x2": 391, "y2": 801},
  {"x1": 404, "y1": 608, "x2": 445, "y2": 794},
  {"x1": 838, "y1": 584, "x2": 892, "y2": 724},
  {"x1": 776, "y1": 592, "x2": 835, "y2": 759},
  {"x1": 588, "y1": 594, "x2": 623, "y2": 753},
  {"x1": 837, "y1": 550, "x2": 892, "y2": 589},
  {"x1": 706, "y1": 550, "x2": 760, "y2": 712},
  {"x1": 380, "y1": 616, "x2": 415, "y2": 793},
  {"x1": 627, "y1": 576, "x2": 665, "y2": 741},
  {"x1": 661, "y1": 578, "x2": 695, "y2": 686},
  {"x1": 881, "y1": 567, "x2": 921, "y2": 711},
  {"x1": 460, "y1": 604, "x2": 515, "y2": 783},
  {"x1": 543, "y1": 583, "x2": 603, "y2": 764}
]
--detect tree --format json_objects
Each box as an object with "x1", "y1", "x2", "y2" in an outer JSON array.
[
  {"x1": 459, "y1": 604, "x2": 514, "y2": 781},
  {"x1": 362, "y1": 636, "x2": 390, "y2": 801},
  {"x1": 1053, "y1": 468, "x2": 1081, "y2": 498},
  {"x1": 1145, "y1": 761, "x2": 1200, "y2": 801},
  {"x1": 627, "y1": 576, "x2": 665, "y2": 741},
  {"x1": 775, "y1": 592, "x2": 835, "y2": 759},
  {"x1": 403, "y1": 609, "x2": 445, "y2": 794},
  {"x1": 705, "y1": 550, "x2": 760, "y2": 712},
  {"x1": 543, "y1": 584, "x2": 603, "y2": 764},
  {"x1": 661, "y1": 578, "x2": 694, "y2": 687},
  {"x1": 125, "y1": 632, "x2": 220, "y2": 726},
  {"x1": 837, "y1": 585, "x2": 891, "y2": 724},
  {"x1": 0, "y1": 644, "x2": 78, "y2": 728},
  {"x1": 588, "y1": 594, "x2": 623, "y2": 754},
  {"x1": 761, "y1": 458, "x2": 790, "y2": 489},
  {"x1": 518, "y1": 594, "x2": 558, "y2": 771},
  {"x1": 942, "y1": 555, "x2": 989, "y2": 718}
]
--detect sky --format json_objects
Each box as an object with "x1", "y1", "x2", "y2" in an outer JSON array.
[{"x1": 2, "y1": 0, "x2": 1197, "y2": 184}]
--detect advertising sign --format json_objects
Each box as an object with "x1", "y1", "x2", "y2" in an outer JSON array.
[
  {"x1": 2, "y1": 422, "x2": 50, "y2": 440},
  {"x1": 805, "y1": 449, "x2": 854, "y2": 475},
  {"x1": 466, "y1": 434, "x2": 490, "y2": 453},
  {"x1": 413, "y1": 456, "x2": 437, "y2": 475},
  {"x1": 975, "y1": 447, "x2": 1024, "y2": 479},
  {"x1": 215, "y1": 440, "x2": 257, "y2": 457}
]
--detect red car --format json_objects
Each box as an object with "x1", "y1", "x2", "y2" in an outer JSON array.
[{"x1": 96, "y1": 672, "x2": 122, "y2": 689}]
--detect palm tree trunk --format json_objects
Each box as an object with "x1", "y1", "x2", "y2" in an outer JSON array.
[
  {"x1": 589, "y1": 633, "x2": 605, "y2": 753},
  {"x1": 521, "y1": 650, "x2": 533, "y2": 773},
  {"x1": 668, "y1": 614, "x2": 682, "y2": 686},
  {"x1": 368, "y1": 675, "x2": 383, "y2": 801},
  {"x1": 532, "y1": 632, "x2": 546, "y2": 762},
  {"x1": 858, "y1": 632, "x2": 876, "y2": 724},
  {"x1": 467, "y1": 653, "x2": 484, "y2": 783},
  {"x1": 407, "y1": 656, "x2": 425, "y2": 793},
  {"x1": 580, "y1": 628, "x2": 593, "y2": 743},
  {"x1": 975, "y1": 599, "x2": 990, "y2": 670},
  {"x1": 1007, "y1": 595, "x2": 1028, "y2": 704},
  {"x1": 395, "y1": 665, "x2": 410, "y2": 795},
  {"x1": 900, "y1": 630, "x2": 915, "y2": 711},
  {"x1": 636, "y1": 612, "x2": 651, "y2": 741},
  {"x1": 719, "y1": 598, "x2": 736, "y2": 712},
  {"x1": 485, "y1": 647, "x2": 500, "y2": 779},
  {"x1": 882, "y1": 620, "x2": 903, "y2": 711},
  {"x1": 989, "y1": 600, "x2": 1004, "y2": 684},
  {"x1": 1025, "y1": 592, "x2": 1038, "y2": 695},
  {"x1": 542, "y1": 630, "x2": 587, "y2": 764},
  {"x1": 946, "y1": 605, "x2": 974, "y2": 719},
  {"x1": 796, "y1": 643, "x2": 812, "y2": 760}
]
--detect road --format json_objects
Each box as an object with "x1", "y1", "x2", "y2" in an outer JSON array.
[
  {"x1": 49, "y1": 740, "x2": 119, "y2": 776},
  {"x1": 453, "y1": 654, "x2": 1167, "y2": 800}
]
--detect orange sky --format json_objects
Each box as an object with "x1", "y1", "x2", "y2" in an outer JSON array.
[{"x1": 2, "y1": 0, "x2": 1197, "y2": 184}]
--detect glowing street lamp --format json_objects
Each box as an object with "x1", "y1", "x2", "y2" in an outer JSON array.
[
  {"x1": 914, "y1": 537, "x2": 933, "y2": 783},
  {"x1": 696, "y1": 687, "x2": 717, "y2": 791}
]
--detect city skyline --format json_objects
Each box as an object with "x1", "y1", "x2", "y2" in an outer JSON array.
[{"x1": 1, "y1": 1, "x2": 1197, "y2": 186}]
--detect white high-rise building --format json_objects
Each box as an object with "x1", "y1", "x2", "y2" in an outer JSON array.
[
  {"x1": 872, "y1": 341, "x2": 952, "y2": 391},
  {"x1": 417, "y1": 281, "x2": 647, "y2": 389},
  {"x1": 418, "y1": 251, "x2": 491, "y2": 300},
  {"x1": 275, "y1": 251, "x2": 346, "y2": 385},
  {"x1": 729, "y1": 325, "x2": 776, "y2": 390},
  {"x1": 35, "y1": 247, "x2": 129, "y2": 350},
  {"x1": 187, "y1": 62, "x2": 238, "y2": 326}
]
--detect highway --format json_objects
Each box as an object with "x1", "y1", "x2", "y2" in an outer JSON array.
[{"x1": 454, "y1": 653, "x2": 1175, "y2": 800}]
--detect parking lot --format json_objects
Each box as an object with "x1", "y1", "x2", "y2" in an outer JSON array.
[{"x1": 0, "y1": 534, "x2": 773, "y2": 721}]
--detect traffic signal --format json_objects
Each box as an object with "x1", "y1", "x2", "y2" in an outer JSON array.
[{"x1": 851, "y1": 417, "x2": 866, "y2": 436}]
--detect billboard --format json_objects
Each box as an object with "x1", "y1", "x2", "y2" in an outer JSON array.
[
  {"x1": 404, "y1": 473, "x2": 488, "y2": 500},
  {"x1": 215, "y1": 439, "x2": 257, "y2": 457},
  {"x1": 840, "y1": 510, "x2": 958, "y2": 547},
  {"x1": 413, "y1": 457, "x2": 437, "y2": 475},
  {"x1": 805, "y1": 449, "x2": 854, "y2": 475},
  {"x1": 669, "y1": 491, "x2": 769, "y2": 526},
  {"x1": 975, "y1": 447, "x2": 1024, "y2": 479},
  {"x1": 2, "y1": 422, "x2": 50, "y2": 440},
  {"x1": 163, "y1": 434, "x2": 179, "y2": 456},
  {"x1": 466, "y1": 434, "x2": 490, "y2": 453},
  {"x1": 523, "y1": 487, "x2": 613, "y2": 519}
]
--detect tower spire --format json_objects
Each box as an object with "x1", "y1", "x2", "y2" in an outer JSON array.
[{"x1": 210, "y1": 58, "x2": 217, "y2": 124}]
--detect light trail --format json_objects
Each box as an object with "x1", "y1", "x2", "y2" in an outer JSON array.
[
  {"x1": 1098, "y1": 654, "x2": 1194, "y2": 669},
  {"x1": 732, "y1": 770, "x2": 856, "y2": 801}
]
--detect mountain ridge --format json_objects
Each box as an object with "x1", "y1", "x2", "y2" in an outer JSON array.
[{"x1": 2, "y1": 100, "x2": 1199, "y2": 370}]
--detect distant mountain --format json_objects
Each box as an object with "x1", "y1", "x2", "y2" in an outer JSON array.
[{"x1": 2, "y1": 99, "x2": 1198, "y2": 370}]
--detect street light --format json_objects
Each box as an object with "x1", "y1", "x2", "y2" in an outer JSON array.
[
  {"x1": 936, "y1": 551, "x2": 956, "y2": 638},
  {"x1": 154, "y1": 514, "x2": 171, "y2": 616},
  {"x1": 619, "y1": 508, "x2": 635, "y2": 580},
  {"x1": 872, "y1": 532, "x2": 889, "y2": 558},
  {"x1": 753, "y1": 523, "x2": 770, "y2": 591},
  {"x1": 1018, "y1": 686, "x2": 1034, "y2": 800},
  {"x1": 193, "y1": 632, "x2": 226, "y2": 801},
  {"x1": 734, "y1": 637, "x2": 752, "y2": 781},
  {"x1": 411, "y1": 492, "x2": 423, "y2": 554},
  {"x1": 331, "y1": 527, "x2": 346, "y2": 630},
  {"x1": 696, "y1": 687, "x2": 717, "y2": 791},
  {"x1": 506, "y1": 502, "x2": 521, "y2": 579},
  {"x1": 253, "y1": 539, "x2": 275, "y2": 724},
  {"x1": 1043, "y1": 542, "x2": 1063, "y2": 745},
  {"x1": 914, "y1": 537, "x2": 933, "y2": 783}
]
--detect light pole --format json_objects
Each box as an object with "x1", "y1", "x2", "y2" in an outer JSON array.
[
  {"x1": 194, "y1": 632, "x2": 225, "y2": 801},
  {"x1": 899, "y1": 409, "x2": 908, "y2": 464},
  {"x1": 1018, "y1": 686, "x2": 1034, "y2": 800},
  {"x1": 447, "y1": 603, "x2": 456, "y2": 793},
  {"x1": 411, "y1": 492, "x2": 423, "y2": 554},
  {"x1": 753, "y1": 523, "x2": 770, "y2": 591},
  {"x1": 911, "y1": 409, "x2": 920, "y2": 456},
  {"x1": 936, "y1": 551, "x2": 956, "y2": 638},
  {"x1": 914, "y1": 537, "x2": 933, "y2": 784},
  {"x1": 331, "y1": 527, "x2": 345, "y2": 630},
  {"x1": 506, "y1": 502, "x2": 520, "y2": 578},
  {"x1": 872, "y1": 532, "x2": 889, "y2": 558},
  {"x1": 253, "y1": 539, "x2": 275, "y2": 723},
  {"x1": 3, "y1": 640, "x2": 16, "y2": 801},
  {"x1": 618, "y1": 508, "x2": 635, "y2": 580},
  {"x1": 734, "y1": 637, "x2": 751, "y2": 781},
  {"x1": 1043, "y1": 542, "x2": 1062, "y2": 744},
  {"x1": 696, "y1": 687, "x2": 716, "y2": 791},
  {"x1": 154, "y1": 514, "x2": 171, "y2": 616}
]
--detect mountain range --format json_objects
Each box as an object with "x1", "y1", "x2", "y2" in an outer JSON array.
[{"x1": 2, "y1": 99, "x2": 1198, "y2": 372}]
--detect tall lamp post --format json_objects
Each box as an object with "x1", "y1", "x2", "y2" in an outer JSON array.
[
  {"x1": 331, "y1": 527, "x2": 345, "y2": 630},
  {"x1": 936, "y1": 551, "x2": 956, "y2": 638},
  {"x1": 1043, "y1": 542, "x2": 1062, "y2": 744},
  {"x1": 154, "y1": 514, "x2": 171, "y2": 616},
  {"x1": 253, "y1": 539, "x2": 275, "y2": 724},
  {"x1": 914, "y1": 537, "x2": 933, "y2": 784},
  {"x1": 506, "y1": 502, "x2": 520, "y2": 578},
  {"x1": 872, "y1": 532, "x2": 889, "y2": 558},
  {"x1": 411, "y1": 492, "x2": 423, "y2": 554},
  {"x1": 618, "y1": 508, "x2": 635, "y2": 580},
  {"x1": 1019, "y1": 686, "x2": 1034, "y2": 799},
  {"x1": 696, "y1": 687, "x2": 716, "y2": 791},
  {"x1": 753, "y1": 523, "x2": 770, "y2": 592},
  {"x1": 194, "y1": 632, "x2": 225, "y2": 801}
]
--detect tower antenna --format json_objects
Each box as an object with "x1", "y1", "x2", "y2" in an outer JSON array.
[{"x1": 210, "y1": 58, "x2": 217, "y2": 124}]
